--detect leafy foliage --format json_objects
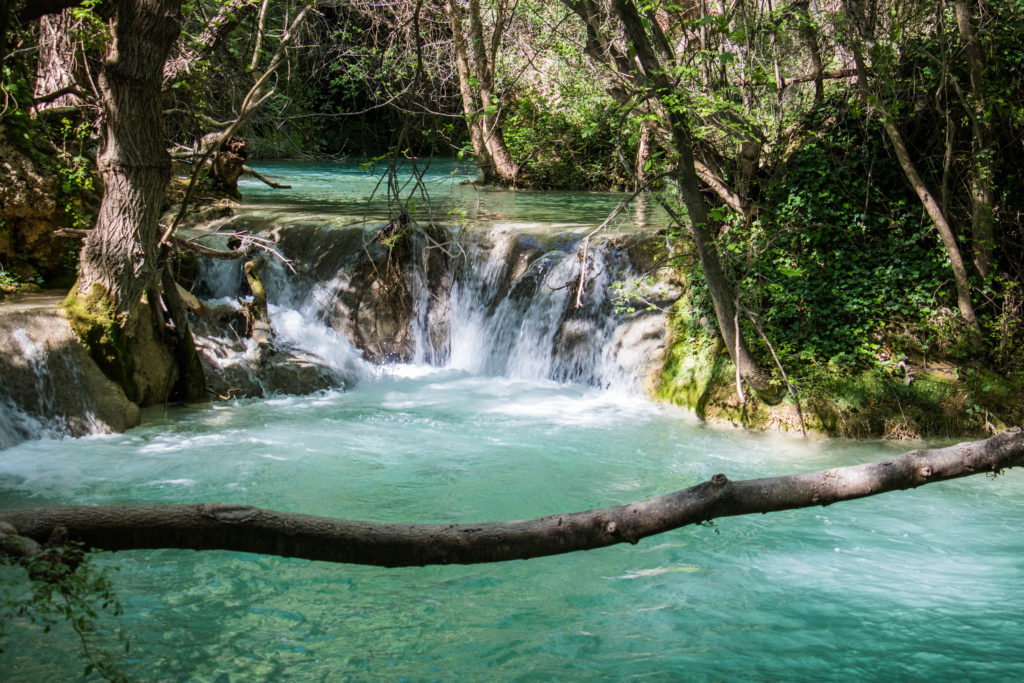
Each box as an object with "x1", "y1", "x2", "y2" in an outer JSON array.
[
  {"x1": 503, "y1": 91, "x2": 626, "y2": 190},
  {"x1": 1, "y1": 542, "x2": 128, "y2": 681},
  {"x1": 722, "y1": 97, "x2": 955, "y2": 372}
]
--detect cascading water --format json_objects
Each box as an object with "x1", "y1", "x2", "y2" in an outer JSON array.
[
  {"x1": 0, "y1": 297, "x2": 128, "y2": 449},
  {"x1": 443, "y1": 226, "x2": 643, "y2": 388},
  {"x1": 4, "y1": 161, "x2": 1022, "y2": 680},
  {"x1": 190, "y1": 219, "x2": 672, "y2": 396}
]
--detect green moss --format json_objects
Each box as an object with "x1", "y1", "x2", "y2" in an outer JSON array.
[
  {"x1": 653, "y1": 300, "x2": 723, "y2": 417},
  {"x1": 62, "y1": 284, "x2": 138, "y2": 399},
  {"x1": 654, "y1": 297, "x2": 1024, "y2": 438}
]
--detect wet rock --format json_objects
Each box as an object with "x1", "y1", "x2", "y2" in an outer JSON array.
[{"x1": 0, "y1": 294, "x2": 140, "y2": 449}]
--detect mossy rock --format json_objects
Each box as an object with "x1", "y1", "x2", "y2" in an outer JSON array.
[
  {"x1": 62, "y1": 284, "x2": 138, "y2": 400},
  {"x1": 654, "y1": 298, "x2": 1023, "y2": 439}
]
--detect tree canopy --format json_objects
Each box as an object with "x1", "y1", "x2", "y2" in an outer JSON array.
[{"x1": 2, "y1": 0, "x2": 1021, "y2": 415}]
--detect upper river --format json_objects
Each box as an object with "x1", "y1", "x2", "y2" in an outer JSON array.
[{"x1": 1, "y1": 160, "x2": 1021, "y2": 681}]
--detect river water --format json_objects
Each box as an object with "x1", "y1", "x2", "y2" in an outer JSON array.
[{"x1": 1, "y1": 161, "x2": 1022, "y2": 680}]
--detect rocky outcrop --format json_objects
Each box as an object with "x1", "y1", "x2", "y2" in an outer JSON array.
[
  {"x1": 189, "y1": 217, "x2": 677, "y2": 391},
  {"x1": 0, "y1": 294, "x2": 140, "y2": 450},
  {"x1": 0, "y1": 132, "x2": 75, "y2": 286}
]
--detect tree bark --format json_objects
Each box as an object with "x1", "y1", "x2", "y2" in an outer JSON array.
[
  {"x1": 608, "y1": 0, "x2": 776, "y2": 395},
  {"x1": 1, "y1": 429, "x2": 1021, "y2": 567},
  {"x1": 33, "y1": 10, "x2": 85, "y2": 109},
  {"x1": 845, "y1": 10, "x2": 981, "y2": 335}
]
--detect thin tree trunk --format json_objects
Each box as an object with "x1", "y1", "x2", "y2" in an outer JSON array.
[
  {"x1": 634, "y1": 116, "x2": 654, "y2": 188},
  {"x1": 2, "y1": 429, "x2": 1022, "y2": 566},
  {"x1": 848, "y1": 34, "x2": 981, "y2": 334},
  {"x1": 467, "y1": 0, "x2": 519, "y2": 181},
  {"x1": 446, "y1": 0, "x2": 497, "y2": 179},
  {"x1": 954, "y1": 0, "x2": 995, "y2": 280},
  {"x1": 162, "y1": 0, "x2": 258, "y2": 88},
  {"x1": 609, "y1": 0, "x2": 776, "y2": 395},
  {"x1": 791, "y1": 0, "x2": 824, "y2": 103},
  {"x1": 445, "y1": 0, "x2": 519, "y2": 184}
]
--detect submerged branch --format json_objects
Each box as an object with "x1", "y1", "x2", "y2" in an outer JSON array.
[
  {"x1": 1, "y1": 430, "x2": 1022, "y2": 567},
  {"x1": 242, "y1": 165, "x2": 292, "y2": 189}
]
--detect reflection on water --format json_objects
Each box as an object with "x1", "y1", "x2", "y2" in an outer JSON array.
[
  {"x1": 1, "y1": 369, "x2": 1022, "y2": 680},
  {"x1": 237, "y1": 159, "x2": 671, "y2": 231}
]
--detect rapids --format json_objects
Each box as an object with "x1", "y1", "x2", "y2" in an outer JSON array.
[{"x1": 1, "y1": 161, "x2": 1022, "y2": 680}]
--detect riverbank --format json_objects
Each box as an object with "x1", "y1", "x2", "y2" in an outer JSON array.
[{"x1": 654, "y1": 298, "x2": 1024, "y2": 439}]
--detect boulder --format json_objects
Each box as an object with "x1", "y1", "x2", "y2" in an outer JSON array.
[{"x1": 0, "y1": 294, "x2": 140, "y2": 450}]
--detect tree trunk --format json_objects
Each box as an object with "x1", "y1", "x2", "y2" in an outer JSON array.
[
  {"x1": 446, "y1": 0, "x2": 497, "y2": 178},
  {"x1": 846, "y1": 17, "x2": 981, "y2": 335},
  {"x1": 634, "y1": 116, "x2": 654, "y2": 188},
  {"x1": 160, "y1": 266, "x2": 208, "y2": 403},
  {"x1": 790, "y1": 0, "x2": 824, "y2": 103},
  {"x1": 954, "y1": 0, "x2": 995, "y2": 281},
  {"x1": 33, "y1": 10, "x2": 84, "y2": 109},
  {"x1": 64, "y1": 0, "x2": 185, "y2": 394},
  {"x1": 162, "y1": 0, "x2": 257, "y2": 89},
  {"x1": 2, "y1": 429, "x2": 1022, "y2": 567},
  {"x1": 608, "y1": 0, "x2": 776, "y2": 396},
  {"x1": 209, "y1": 136, "x2": 248, "y2": 197},
  {"x1": 445, "y1": 0, "x2": 520, "y2": 185}
]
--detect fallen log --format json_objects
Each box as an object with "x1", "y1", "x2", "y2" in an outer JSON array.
[{"x1": 1, "y1": 429, "x2": 1021, "y2": 567}]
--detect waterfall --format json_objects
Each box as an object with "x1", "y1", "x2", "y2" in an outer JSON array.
[
  {"x1": 191, "y1": 220, "x2": 673, "y2": 395},
  {"x1": 443, "y1": 226, "x2": 636, "y2": 388},
  {"x1": 0, "y1": 217, "x2": 672, "y2": 450},
  {"x1": 0, "y1": 298, "x2": 136, "y2": 450}
]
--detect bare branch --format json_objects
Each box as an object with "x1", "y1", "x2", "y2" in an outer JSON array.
[
  {"x1": 2, "y1": 430, "x2": 1022, "y2": 567},
  {"x1": 242, "y1": 165, "x2": 291, "y2": 189}
]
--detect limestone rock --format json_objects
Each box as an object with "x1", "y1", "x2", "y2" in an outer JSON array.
[
  {"x1": 0, "y1": 134, "x2": 69, "y2": 283},
  {"x1": 0, "y1": 294, "x2": 140, "y2": 450}
]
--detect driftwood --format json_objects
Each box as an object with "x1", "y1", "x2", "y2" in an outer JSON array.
[
  {"x1": 243, "y1": 165, "x2": 292, "y2": 189},
  {"x1": 1, "y1": 429, "x2": 1021, "y2": 567}
]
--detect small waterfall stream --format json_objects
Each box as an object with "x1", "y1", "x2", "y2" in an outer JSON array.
[
  {"x1": 193, "y1": 220, "x2": 673, "y2": 397},
  {"x1": 0, "y1": 298, "x2": 122, "y2": 450},
  {"x1": 2, "y1": 162, "x2": 1023, "y2": 680}
]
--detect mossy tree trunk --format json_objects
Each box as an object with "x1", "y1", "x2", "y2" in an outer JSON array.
[
  {"x1": 63, "y1": 0, "x2": 205, "y2": 402},
  {"x1": 605, "y1": 0, "x2": 777, "y2": 397},
  {"x1": 76, "y1": 0, "x2": 181, "y2": 321}
]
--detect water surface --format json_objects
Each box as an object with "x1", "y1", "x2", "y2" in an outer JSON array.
[
  {"x1": 1, "y1": 370, "x2": 1021, "y2": 680},
  {"x1": 236, "y1": 158, "x2": 669, "y2": 231},
  {"x1": 1, "y1": 162, "x2": 1021, "y2": 680}
]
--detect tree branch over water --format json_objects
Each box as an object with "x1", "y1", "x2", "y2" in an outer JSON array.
[{"x1": 2, "y1": 429, "x2": 1022, "y2": 567}]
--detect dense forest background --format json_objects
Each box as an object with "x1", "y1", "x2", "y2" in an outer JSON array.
[{"x1": 1, "y1": 0, "x2": 1023, "y2": 434}]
